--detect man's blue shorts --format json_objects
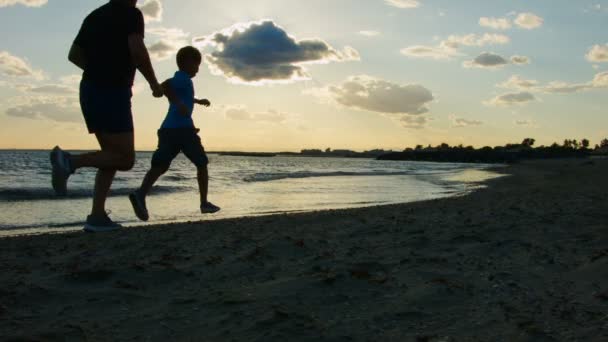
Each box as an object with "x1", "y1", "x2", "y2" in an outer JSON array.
[
  {"x1": 151, "y1": 128, "x2": 209, "y2": 168},
  {"x1": 79, "y1": 81, "x2": 133, "y2": 134}
]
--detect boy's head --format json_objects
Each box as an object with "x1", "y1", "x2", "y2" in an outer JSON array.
[{"x1": 177, "y1": 46, "x2": 202, "y2": 78}]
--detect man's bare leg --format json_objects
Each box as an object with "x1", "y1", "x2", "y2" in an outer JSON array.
[{"x1": 89, "y1": 132, "x2": 135, "y2": 217}]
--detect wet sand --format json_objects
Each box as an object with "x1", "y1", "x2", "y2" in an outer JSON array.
[{"x1": 1, "y1": 159, "x2": 607, "y2": 341}]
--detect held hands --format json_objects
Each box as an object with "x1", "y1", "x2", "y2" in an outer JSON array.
[
  {"x1": 195, "y1": 99, "x2": 211, "y2": 107},
  {"x1": 151, "y1": 82, "x2": 164, "y2": 98}
]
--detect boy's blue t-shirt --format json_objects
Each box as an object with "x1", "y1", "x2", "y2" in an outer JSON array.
[{"x1": 160, "y1": 70, "x2": 195, "y2": 129}]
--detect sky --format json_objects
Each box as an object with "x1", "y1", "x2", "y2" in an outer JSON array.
[{"x1": 0, "y1": 0, "x2": 607, "y2": 152}]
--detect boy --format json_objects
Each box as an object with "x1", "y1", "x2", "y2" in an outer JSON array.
[{"x1": 129, "y1": 46, "x2": 220, "y2": 221}]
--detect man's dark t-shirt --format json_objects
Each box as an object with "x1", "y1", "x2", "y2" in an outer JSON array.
[{"x1": 74, "y1": 1, "x2": 144, "y2": 87}]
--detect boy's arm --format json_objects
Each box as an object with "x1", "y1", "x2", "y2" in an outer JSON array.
[{"x1": 162, "y1": 80, "x2": 189, "y2": 116}]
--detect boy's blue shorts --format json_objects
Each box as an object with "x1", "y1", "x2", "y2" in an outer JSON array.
[
  {"x1": 79, "y1": 81, "x2": 133, "y2": 134},
  {"x1": 151, "y1": 128, "x2": 209, "y2": 168}
]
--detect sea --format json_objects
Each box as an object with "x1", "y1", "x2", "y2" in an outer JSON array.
[{"x1": 0, "y1": 150, "x2": 505, "y2": 237}]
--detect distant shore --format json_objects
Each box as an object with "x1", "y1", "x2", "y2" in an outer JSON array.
[{"x1": 1, "y1": 159, "x2": 607, "y2": 340}]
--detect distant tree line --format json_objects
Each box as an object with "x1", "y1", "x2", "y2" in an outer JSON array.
[{"x1": 377, "y1": 137, "x2": 608, "y2": 163}]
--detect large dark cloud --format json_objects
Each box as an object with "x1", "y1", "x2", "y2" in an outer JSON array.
[{"x1": 198, "y1": 21, "x2": 359, "y2": 84}]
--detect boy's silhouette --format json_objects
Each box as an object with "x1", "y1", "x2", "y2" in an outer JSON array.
[{"x1": 129, "y1": 46, "x2": 220, "y2": 221}]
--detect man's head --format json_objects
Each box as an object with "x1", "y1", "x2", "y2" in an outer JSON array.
[
  {"x1": 110, "y1": 0, "x2": 137, "y2": 7},
  {"x1": 177, "y1": 46, "x2": 202, "y2": 78}
]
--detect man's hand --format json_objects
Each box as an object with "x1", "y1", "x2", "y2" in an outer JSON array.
[
  {"x1": 151, "y1": 82, "x2": 164, "y2": 98},
  {"x1": 195, "y1": 99, "x2": 211, "y2": 107}
]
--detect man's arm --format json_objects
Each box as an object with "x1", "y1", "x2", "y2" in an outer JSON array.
[
  {"x1": 128, "y1": 33, "x2": 162, "y2": 97},
  {"x1": 162, "y1": 80, "x2": 189, "y2": 116},
  {"x1": 68, "y1": 44, "x2": 86, "y2": 70}
]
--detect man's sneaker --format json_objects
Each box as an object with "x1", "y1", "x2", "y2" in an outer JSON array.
[
  {"x1": 201, "y1": 202, "x2": 221, "y2": 214},
  {"x1": 129, "y1": 190, "x2": 149, "y2": 221},
  {"x1": 83, "y1": 214, "x2": 123, "y2": 233},
  {"x1": 50, "y1": 146, "x2": 73, "y2": 196}
]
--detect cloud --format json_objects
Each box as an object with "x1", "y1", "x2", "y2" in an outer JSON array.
[
  {"x1": 498, "y1": 75, "x2": 539, "y2": 90},
  {"x1": 0, "y1": 0, "x2": 46, "y2": 7},
  {"x1": 401, "y1": 115, "x2": 430, "y2": 129},
  {"x1": 225, "y1": 107, "x2": 288, "y2": 123},
  {"x1": 444, "y1": 33, "x2": 510, "y2": 48},
  {"x1": 384, "y1": 0, "x2": 420, "y2": 9},
  {"x1": 59, "y1": 74, "x2": 81, "y2": 86},
  {"x1": 5, "y1": 96, "x2": 81, "y2": 123},
  {"x1": 592, "y1": 71, "x2": 608, "y2": 87},
  {"x1": 541, "y1": 82, "x2": 589, "y2": 94},
  {"x1": 463, "y1": 52, "x2": 509, "y2": 69},
  {"x1": 586, "y1": 44, "x2": 608, "y2": 62},
  {"x1": 498, "y1": 72, "x2": 608, "y2": 94},
  {"x1": 450, "y1": 115, "x2": 483, "y2": 127},
  {"x1": 515, "y1": 119, "x2": 536, "y2": 127},
  {"x1": 401, "y1": 33, "x2": 509, "y2": 61},
  {"x1": 311, "y1": 75, "x2": 433, "y2": 118},
  {"x1": 0, "y1": 51, "x2": 44, "y2": 79},
  {"x1": 197, "y1": 20, "x2": 359, "y2": 84},
  {"x1": 510, "y1": 55, "x2": 530, "y2": 65},
  {"x1": 138, "y1": 0, "x2": 163, "y2": 22},
  {"x1": 146, "y1": 27, "x2": 189, "y2": 61},
  {"x1": 514, "y1": 13, "x2": 543, "y2": 29},
  {"x1": 359, "y1": 30, "x2": 381, "y2": 37},
  {"x1": 400, "y1": 45, "x2": 457, "y2": 60},
  {"x1": 14, "y1": 84, "x2": 77, "y2": 95},
  {"x1": 485, "y1": 91, "x2": 536, "y2": 106},
  {"x1": 479, "y1": 17, "x2": 511, "y2": 30}
]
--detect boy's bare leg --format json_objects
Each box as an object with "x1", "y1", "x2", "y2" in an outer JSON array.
[
  {"x1": 88, "y1": 132, "x2": 135, "y2": 217},
  {"x1": 197, "y1": 165, "x2": 208, "y2": 204},
  {"x1": 138, "y1": 165, "x2": 168, "y2": 196}
]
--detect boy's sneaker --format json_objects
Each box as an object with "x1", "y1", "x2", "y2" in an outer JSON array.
[
  {"x1": 50, "y1": 146, "x2": 73, "y2": 196},
  {"x1": 201, "y1": 202, "x2": 221, "y2": 214},
  {"x1": 129, "y1": 190, "x2": 149, "y2": 221},
  {"x1": 83, "y1": 213, "x2": 123, "y2": 233}
]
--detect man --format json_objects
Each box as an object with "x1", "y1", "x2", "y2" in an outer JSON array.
[{"x1": 50, "y1": 0, "x2": 163, "y2": 232}]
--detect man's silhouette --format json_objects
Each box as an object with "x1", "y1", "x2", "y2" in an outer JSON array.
[{"x1": 50, "y1": 0, "x2": 163, "y2": 232}]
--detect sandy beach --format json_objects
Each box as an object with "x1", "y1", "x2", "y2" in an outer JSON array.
[{"x1": 1, "y1": 158, "x2": 607, "y2": 341}]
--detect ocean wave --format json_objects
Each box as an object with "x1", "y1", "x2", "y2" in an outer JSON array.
[
  {"x1": 243, "y1": 170, "x2": 423, "y2": 182},
  {"x1": 0, "y1": 185, "x2": 189, "y2": 202}
]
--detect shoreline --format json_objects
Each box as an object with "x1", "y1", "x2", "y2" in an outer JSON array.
[
  {"x1": 0, "y1": 166, "x2": 506, "y2": 238},
  {"x1": 1, "y1": 159, "x2": 607, "y2": 340}
]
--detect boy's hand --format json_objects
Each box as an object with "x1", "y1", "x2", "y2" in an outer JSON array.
[{"x1": 196, "y1": 99, "x2": 211, "y2": 107}]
